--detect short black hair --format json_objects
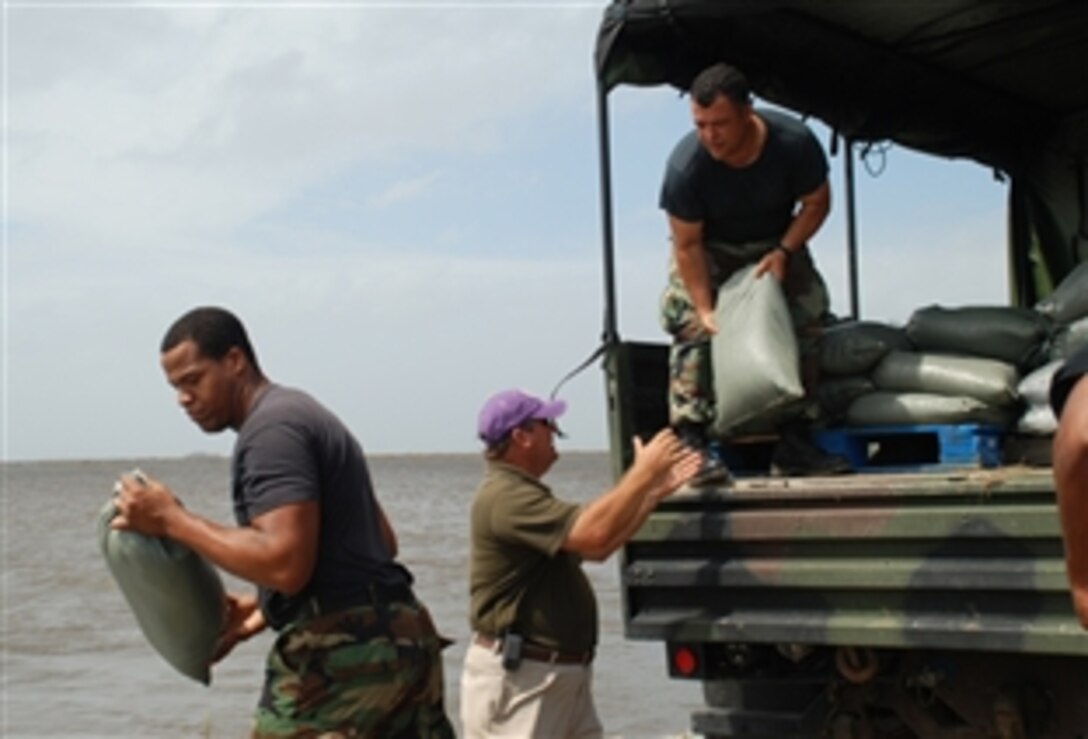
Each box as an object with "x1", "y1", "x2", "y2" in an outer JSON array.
[
  {"x1": 690, "y1": 62, "x2": 752, "y2": 108},
  {"x1": 161, "y1": 306, "x2": 261, "y2": 373}
]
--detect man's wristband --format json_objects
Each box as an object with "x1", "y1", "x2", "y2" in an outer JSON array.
[{"x1": 775, "y1": 244, "x2": 793, "y2": 259}]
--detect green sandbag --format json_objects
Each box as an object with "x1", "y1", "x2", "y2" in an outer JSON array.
[
  {"x1": 1018, "y1": 359, "x2": 1064, "y2": 406},
  {"x1": 1017, "y1": 405, "x2": 1057, "y2": 436},
  {"x1": 711, "y1": 265, "x2": 804, "y2": 436},
  {"x1": 816, "y1": 375, "x2": 875, "y2": 420},
  {"x1": 97, "y1": 494, "x2": 225, "y2": 684},
  {"x1": 1035, "y1": 262, "x2": 1088, "y2": 324},
  {"x1": 872, "y1": 351, "x2": 1020, "y2": 406},
  {"x1": 905, "y1": 304, "x2": 1050, "y2": 368},
  {"x1": 820, "y1": 320, "x2": 912, "y2": 376},
  {"x1": 1047, "y1": 315, "x2": 1088, "y2": 361},
  {"x1": 846, "y1": 391, "x2": 1015, "y2": 427}
]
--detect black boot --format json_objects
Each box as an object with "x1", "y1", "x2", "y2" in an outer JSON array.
[
  {"x1": 770, "y1": 423, "x2": 853, "y2": 478},
  {"x1": 674, "y1": 422, "x2": 733, "y2": 487}
]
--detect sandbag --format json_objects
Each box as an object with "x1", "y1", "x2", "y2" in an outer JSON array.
[
  {"x1": 820, "y1": 320, "x2": 912, "y2": 376},
  {"x1": 97, "y1": 490, "x2": 225, "y2": 684},
  {"x1": 1017, "y1": 405, "x2": 1058, "y2": 436},
  {"x1": 816, "y1": 375, "x2": 875, "y2": 420},
  {"x1": 711, "y1": 265, "x2": 804, "y2": 436},
  {"x1": 1035, "y1": 262, "x2": 1088, "y2": 324},
  {"x1": 905, "y1": 305, "x2": 1051, "y2": 368},
  {"x1": 1018, "y1": 359, "x2": 1064, "y2": 406},
  {"x1": 872, "y1": 351, "x2": 1020, "y2": 406},
  {"x1": 846, "y1": 391, "x2": 1015, "y2": 427},
  {"x1": 1048, "y1": 315, "x2": 1088, "y2": 361}
]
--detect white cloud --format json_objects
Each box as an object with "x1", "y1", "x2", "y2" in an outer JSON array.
[
  {"x1": 367, "y1": 171, "x2": 443, "y2": 210},
  {"x1": 7, "y1": 6, "x2": 598, "y2": 248}
]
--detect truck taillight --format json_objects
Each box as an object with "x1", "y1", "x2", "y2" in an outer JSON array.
[{"x1": 672, "y1": 645, "x2": 699, "y2": 676}]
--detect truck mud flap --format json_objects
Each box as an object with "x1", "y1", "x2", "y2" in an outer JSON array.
[{"x1": 693, "y1": 688, "x2": 830, "y2": 738}]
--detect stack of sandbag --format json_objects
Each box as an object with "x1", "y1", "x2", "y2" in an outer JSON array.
[
  {"x1": 816, "y1": 319, "x2": 912, "y2": 420},
  {"x1": 856, "y1": 350, "x2": 1021, "y2": 427},
  {"x1": 1037, "y1": 262, "x2": 1088, "y2": 362},
  {"x1": 860, "y1": 305, "x2": 1049, "y2": 427},
  {"x1": 816, "y1": 304, "x2": 1052, "y2": 429}
]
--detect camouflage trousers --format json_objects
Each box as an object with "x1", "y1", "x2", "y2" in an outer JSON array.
[
  {"x1": 252, "y1": 596, "x2": 455, "y2": 739},
  {"x1": 660, "y1": 241, "x2": 830, "y2": 427}
]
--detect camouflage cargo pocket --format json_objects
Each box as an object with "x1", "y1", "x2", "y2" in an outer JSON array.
[{"x1": 253, "y1": 602, "x2": 453, "y2": 739}]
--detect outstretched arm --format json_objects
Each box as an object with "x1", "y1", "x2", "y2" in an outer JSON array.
[
  {"x1": 111, "y1": 472, "x2": 319, "y2": 596},
  {"x1": 563, "y1": 429, "x2": 701, "y2": 562}
]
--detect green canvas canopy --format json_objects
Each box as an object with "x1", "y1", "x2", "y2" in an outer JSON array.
[{"x1": 594, "y1": 0, "x2": 1088, "y2": 307}]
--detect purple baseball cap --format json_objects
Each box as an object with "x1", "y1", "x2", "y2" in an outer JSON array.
[{"x1": 477, "y1": 389, "x2": 567, "y2": 444}]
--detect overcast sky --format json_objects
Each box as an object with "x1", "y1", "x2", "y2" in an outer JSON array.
[{"x1": 2, "y1": 2, "x2": 1008, "y2": 462}]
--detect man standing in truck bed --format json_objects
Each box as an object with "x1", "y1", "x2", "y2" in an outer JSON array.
[{"x1": 659, "y1": 61, "x2": 851, "y2": 480}]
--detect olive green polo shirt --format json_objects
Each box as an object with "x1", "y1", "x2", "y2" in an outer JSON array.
[{"x1": 468, "y1": 461, "x2": 598, "y2": 653}]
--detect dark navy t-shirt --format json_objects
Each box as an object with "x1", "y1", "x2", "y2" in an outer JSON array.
[
  {"x1": 232, "y1": 384, "x2": 410, "y2": 629},
  {"x1": 660, "y1": 108, "x2": 828, "y2": 243}
]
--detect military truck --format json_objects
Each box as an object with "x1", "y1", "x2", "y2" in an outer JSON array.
[{"x1": 592, "y1": 2, "x2": 1088, "y2": 737}]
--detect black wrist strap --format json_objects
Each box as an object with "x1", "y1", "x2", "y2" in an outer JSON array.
[{"x1": 776, "y1": 243, "x2": 793, "y2": 259}]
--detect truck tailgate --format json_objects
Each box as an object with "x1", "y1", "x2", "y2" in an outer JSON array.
[{"x1": 622, "y1": 468, "x2": 1088, "y2": 656}]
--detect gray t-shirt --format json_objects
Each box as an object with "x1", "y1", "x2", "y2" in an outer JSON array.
[
  {"x1": 232, "y1": 384, "x2": 410, "y2": 629},
  {"x1": 660, "y1": 108, "x2": 828, "y2": 244}
]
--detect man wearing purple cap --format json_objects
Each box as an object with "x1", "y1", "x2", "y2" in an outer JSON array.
[{"x1": 459, "y1": 388, "x2": 701, "y2": 738}]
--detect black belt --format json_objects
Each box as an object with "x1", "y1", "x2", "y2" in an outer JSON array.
[
  {"x1": 302, "y1": 582, "x2": 415, "y2": 619},
  {"x1": 473, "y1": 633, "x2": 594, "y2": 666}
]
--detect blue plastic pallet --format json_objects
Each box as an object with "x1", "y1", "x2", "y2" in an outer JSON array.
[{"x1": 813, "y1": 423, "x2": 1004, "y2": 472}]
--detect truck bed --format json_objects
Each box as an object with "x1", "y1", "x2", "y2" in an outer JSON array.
[{"x1": 622, "y1": 466, "x2": 1088, "y2": 657}]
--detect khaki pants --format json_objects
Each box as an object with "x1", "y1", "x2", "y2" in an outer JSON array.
[{"x1": 460, "y1": 641, "x2": 602, "y2": 739}]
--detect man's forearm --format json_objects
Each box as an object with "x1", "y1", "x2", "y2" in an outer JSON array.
[
  {"x1": 674, "y1": 242, "x2": 714, "y2": 315},
  {"x1": 593, "y1": 485, "x2": 667, "y2": 560},
  {"x1": 669, "y1": 215, "x2": 714, "y2": 316},
  {"x1": 164, "y1": 511, "x2": 282, "y2": 587},
  {"x1": 566, "y1": 465, "x2": 660, "y2": 560},
  {"x1": 781, "y1": 182, "x2": 830, "y2": 250},
  {"x1": 163, "y1": 509, "x2": 311, "y2": 594},
  {"x1": 781, "y1": 207, "x2": 826, "y2": 251},
  {"x1": 574, "y1": 485, "x2": 645, "y2": 549}
]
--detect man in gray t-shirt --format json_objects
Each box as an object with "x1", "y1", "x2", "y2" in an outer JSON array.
[
  {"x1": 112, "y1": 306, "x2": 454, "y2": 738},
  {"x1": 659, "y1": 62, "x2": 850, "y2": 480}
]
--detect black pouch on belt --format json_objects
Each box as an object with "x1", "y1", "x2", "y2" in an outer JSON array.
[{"x1": 501, "y1": 633, "x2": 524, "y2": 671}]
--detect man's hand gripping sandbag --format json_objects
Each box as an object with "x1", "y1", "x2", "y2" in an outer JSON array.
[{"x1": 97, "y1": 470, "x2": 226, "y2": 684}]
